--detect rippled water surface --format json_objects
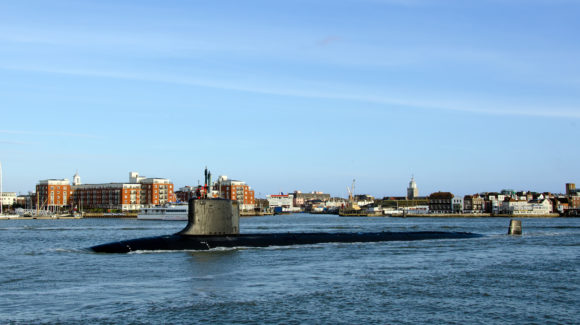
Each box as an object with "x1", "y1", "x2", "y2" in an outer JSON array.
[{"x1": 1, "y1": 215, "x2": 579, "y2": 324}]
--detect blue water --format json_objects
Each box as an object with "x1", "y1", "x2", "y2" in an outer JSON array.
[{"x1": 1, "y1": 215, "x2": 579, "y2": 324}]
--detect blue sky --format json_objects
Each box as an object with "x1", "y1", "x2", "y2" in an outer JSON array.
[{"x1": 1, "y1": 0, "x2": 579, "y2": 197}]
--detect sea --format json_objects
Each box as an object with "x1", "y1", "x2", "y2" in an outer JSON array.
[{"x1": 1, "y1": 215, "x2": 579, "y2": 324}]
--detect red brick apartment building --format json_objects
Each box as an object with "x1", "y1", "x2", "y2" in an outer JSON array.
[
  {"x1": 175, "y1": 186, "x2": 196, "y2": 203},
  {"x1": 215, "y1": 176, "x2": 255, "y2": 206},
  {"x1": 428, "y1": 192, "x2": 455, "y2": 213},
  {"x1": 36, "y1": 179, "x2": 72, "y2": 211},
  {"x1": 140, "y1": 178, "x2": 175, "y2": 206},
  {"x1": 38, "y1": 172, "x2": 176, "y2": 212},
  {"x1": 72, "y1": 174, "x2": 175, "y2": 211},
  {"x1": 72, "y1": 183, "x2": 142, "y2": 211}
]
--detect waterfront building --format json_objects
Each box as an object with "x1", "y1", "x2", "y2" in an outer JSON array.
[
  {"x1": 1, "y1": 192, "x2": 17, "y2": 207},
  {"x1": 176, "y1": 184, "x2": 221, "y2": 202},
  {"x1": 378, "y1": 197, "x2": 429, "y2": 210},
  {"x1": 483, "y1": 193, "x2": 508, "y2": 214},
  {"x1": 566, "y1": 183, "x2": 576, "y2": 196},
  {"x1": 266, "y1": 194, "x2": 294, "y2": 210},
  {"x1": 71, "y1": 172, "x2": 175, "y2": 211},
  {"x1": 175, "y1": 175, "x2": 256, "y2": 210},
  {"x1": 406, "y1": 176, "x2": 419, "y2": 200},
  {"x1": 354, "y1": 194, "x2": 374, "y2": 207},
  {"x1": 305, "y1": 199, "x2": 324, "y2": 212},
  {"x1": 541, "y1": 192, "x2": 555, "y2": 200},
  {"x1": 401, "y1": 205, "x2": 430, "y2": 214},
  {"x1": 325, "y1": 197, "x2": 348, "y2": 208},
  {"x1": 73, "y1": 171, "x2": 81, "y2": 186},
  {"x1": 452, "y1": 197, "x2": 464, "y2": 213},
  {"x1": 501, "y1": 197, "x2": 552, "y2": 215},
  {"x1": 464, "y1": 195, "x2": 485, "y2": 213},
  {"x1": 36, "y1": 179, "x2": 72, "y2": 211},
  {"x1": 552, "y1": 197, "x2": 569, "y2": 214},
  {"x1": 301, "y1": 196, "x2": 347, "y2": 212},
  {"x1": 428, "y1": 192, "x2": 454, "y2": 213},
  {"x1": 16, "y1": 195, "x2": 26, "y2": 207},
  {"x1": 139, "y1": 177, "x2": 175, "y2": 206},
  {"x1": 175, "y1": 186, "x2": 196, "y2": 203},
  {"x1": 292, "y1": 191, "x2": 331, "y2": 208},
  {"x1": 129, "y1": 172, "x2": 146, "y2": 184},
  {"x1": 16, "y1": 194, "x2": 35, "y2": 209},
  {"x1": 501, "y1": 189, "x2": 516, "y2": 196},
  {"x1": 569, "y1": 195, "x2": 580, "y2": 209},
  {"x1": 517, "y1": 191, "x2": 534, "y2": 202},
  {"x1": 215, "y1": 175, "x2": 255, "y2": 210},
  {"x1": 255, "y1": 198, "x2": 269, "y2": 209},
  {"x1": 72, "y1": 183, "x2": 142, "y2": 211}
]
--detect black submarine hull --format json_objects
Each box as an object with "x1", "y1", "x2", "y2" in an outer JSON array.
[{"x1": 91, "y1": 231, "x2": 482, "y2": 253}]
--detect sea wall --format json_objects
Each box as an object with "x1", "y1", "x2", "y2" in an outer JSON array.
[{"x1": 402, "y1": 213, "x2": 560, "y2": 218}]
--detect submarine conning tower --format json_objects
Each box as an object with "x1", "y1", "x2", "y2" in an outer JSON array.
[{"x1": 177, "y1": 198, "x2": 240, "y2": 236}]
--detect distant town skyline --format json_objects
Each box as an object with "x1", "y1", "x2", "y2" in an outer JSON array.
[
  {"x1": 1, "y1": 0, "x2": 579, "y2": 197},
  {"x1": 2, "y1": 167, "x2": 575, "y2": 200}
]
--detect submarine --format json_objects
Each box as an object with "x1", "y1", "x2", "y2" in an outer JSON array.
[
  {"x1": 91, "y1": 169, "x2": 481, "y2": 254},
  {"x1": 91, "y1": 198, "x2": 480, "y2": 253}
]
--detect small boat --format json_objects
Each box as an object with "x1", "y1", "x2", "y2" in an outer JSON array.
[
  {"x1": 339, "y1": 179, "x2": 365, "y2": 216},
  {"x1": 137, "y1": 204, "x2": 188, "y2": 221},
  {"x1": 0, "y1": 213, "x2": 20, "y2": 219}
]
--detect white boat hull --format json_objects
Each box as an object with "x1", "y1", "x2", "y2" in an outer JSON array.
[
  {"x1": 138, "y1": 214, "x2": 187, "y2": 221},
  {"x1": 137, "y1": 205, "x2": 188, "y2": 221},
  {"x1": 0, "y1": 214, "x2": 20, "y2": 219}
]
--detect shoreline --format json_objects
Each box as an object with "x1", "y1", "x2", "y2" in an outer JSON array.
[
  {"x1": 0, "y1": 216, "x2": 83, "y2": 220},
  {"x1": 1, "y1": 213, "x2": 569, "y2": 220},
  {"x1": 400, "y1": 213, "x2": 561, "y2": 218}
]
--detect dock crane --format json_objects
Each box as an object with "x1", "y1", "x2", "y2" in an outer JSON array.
[
  {"x1": 340, "y1": 179, "x2": 361, "y2": 216},
  {"x1": 346, "y1": 179, "x2": 356, "y2": 204}
]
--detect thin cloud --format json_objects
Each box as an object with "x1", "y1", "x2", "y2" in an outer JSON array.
[
  {"x1": 0, "y1": 129, "x2": 102, "y2": 139},
  {"x1": 354, "y1": 0, "x2": 426, "y2": 6},
  {"x1": 1, "y1": 65, "x2": 579, "y2": 119},
  {"x1": 316, "y1": 36, "x2": 342, "y2": 47},
  {"x1": 0, "y1": 140, "x2": 32, "y2": 145}
]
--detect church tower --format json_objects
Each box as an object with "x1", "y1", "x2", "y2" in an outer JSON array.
[
  {"x1": 407, "y1": 176, "x2": 418, "y2": 200},
  {"x1": 73, "y1": 171, "x2": 81, "y2": 186}
]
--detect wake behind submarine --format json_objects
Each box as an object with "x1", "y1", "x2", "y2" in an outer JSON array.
[{"x1": 91, "y1": 169, "x2": 481, "y2": 253}]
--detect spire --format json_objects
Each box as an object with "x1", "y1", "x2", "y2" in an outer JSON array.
[
  {"x1": 73, "y1": 170, "x2": 81, "y2": 186},
  {"x1": 407, "y1": 175, "x2": 418, "y2": 200},
  {"x1": 409, "y1": 175, "x2": 417, "y2": 188}
]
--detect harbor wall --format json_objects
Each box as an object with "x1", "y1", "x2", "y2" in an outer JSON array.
[
  {"x1": 401, "y1": 213, "x2": 560, "y2": 218},
  {"x1": 83, "y1": 213, "x2": 137, "y2": 219}
]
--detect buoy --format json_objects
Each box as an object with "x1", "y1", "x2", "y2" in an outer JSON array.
[{"x1": 508, "y1": 219, "x2": 522, "y2": 235}]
